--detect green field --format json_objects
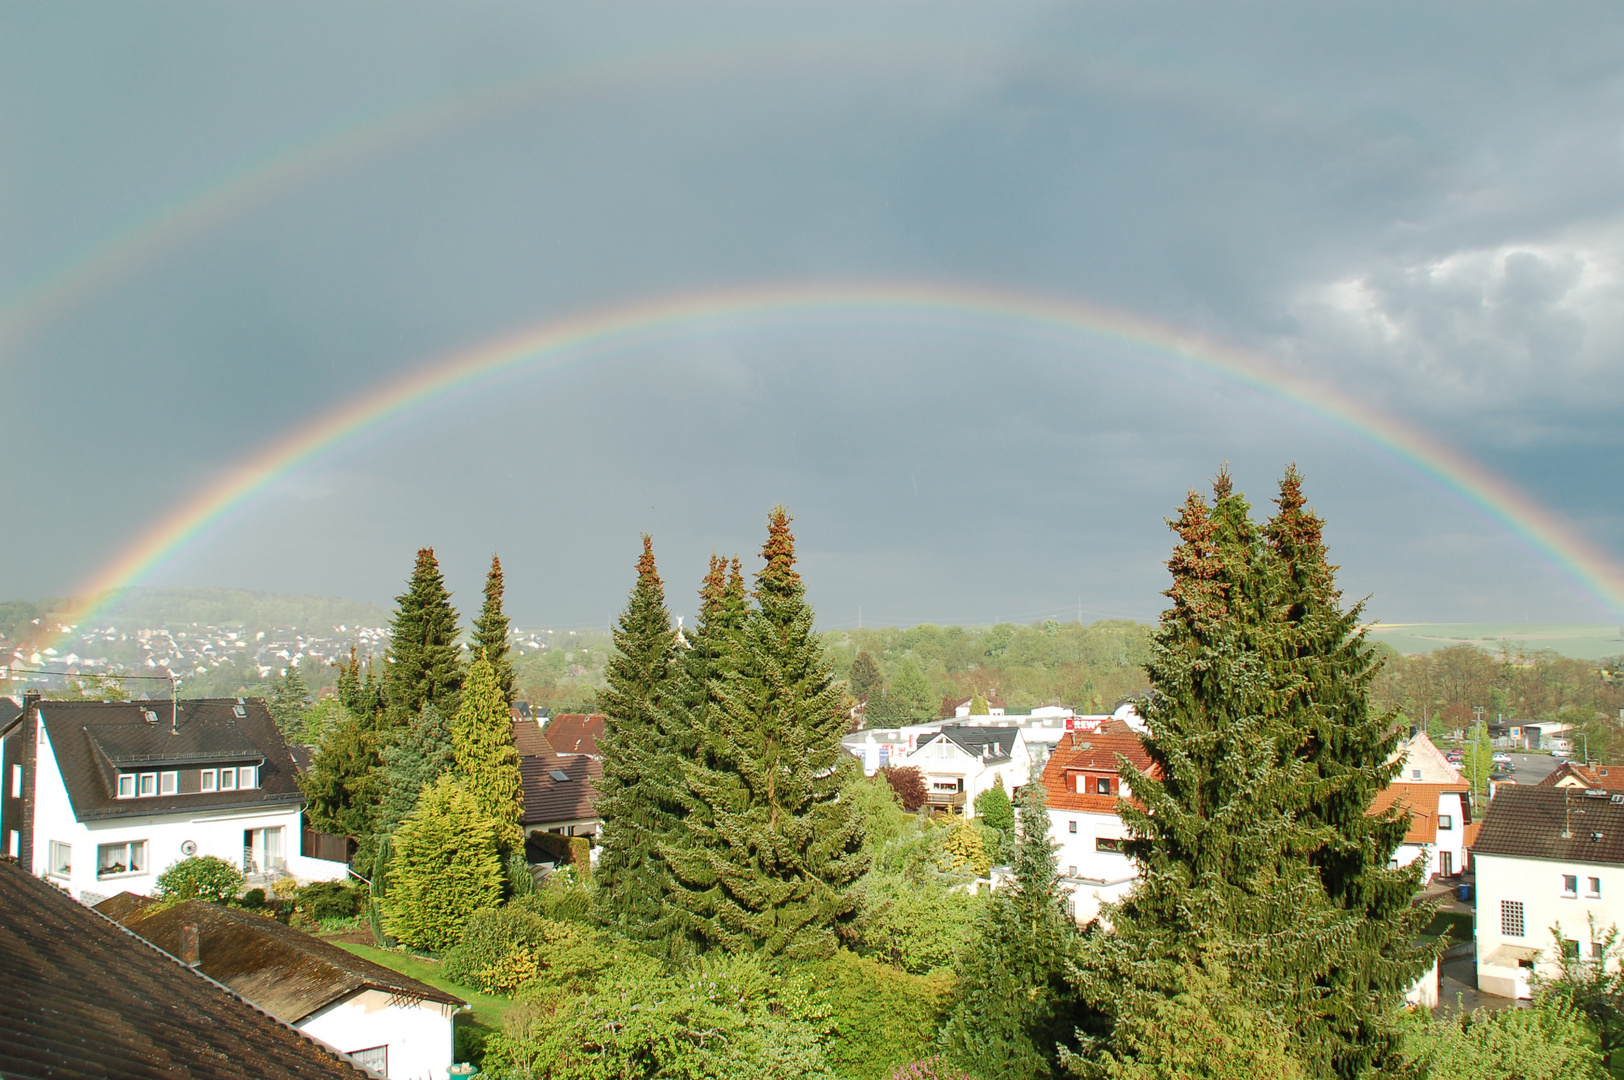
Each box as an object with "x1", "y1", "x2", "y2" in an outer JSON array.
[{"x1": 1368, "y1": 623, "x2": 1624, "y2": 661}]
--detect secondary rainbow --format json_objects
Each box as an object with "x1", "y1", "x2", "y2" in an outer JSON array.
[{"x1": 50, "y1": 280, "x2": 1624, "y2": 638}]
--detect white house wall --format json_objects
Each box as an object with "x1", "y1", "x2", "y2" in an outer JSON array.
[
  {"x1": 31, "y1": 715, "x2": 346, "y2": 902},
  {"x1": 1047, "y1": 807, "x2": 1137, "y2": 923},
  {"x1": 298, "y1": 988, "x2": 457, "y2": 1080},
  {"x1": 1475, "y1": 852, "x2": 1624, "y2": 999}
]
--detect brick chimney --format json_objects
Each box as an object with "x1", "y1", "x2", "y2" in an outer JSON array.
[{"x1": 179, "y1": 924, "x2": 200, "y2": 967}]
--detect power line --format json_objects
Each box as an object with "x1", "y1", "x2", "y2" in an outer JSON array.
[{"x1": 5, "y1": 667, "x2": 178, "y2": 680}]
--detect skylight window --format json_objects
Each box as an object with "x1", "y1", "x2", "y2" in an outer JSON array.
[{"x1": 550, "y1": 770, "x2": 570, "y2": 782}]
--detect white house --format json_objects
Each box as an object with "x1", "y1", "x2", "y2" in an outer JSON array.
[
  {"x1": 1369, "y1": 782, "x2": 1472, "y2": 880},
  {"x1": 1041, "y1": 719, "x2": 1152, "y2": 924},
  {"x1": 1471, "y1": 784, "x2": 1624, "y2": 999},
  {"x1": 0, "y1": 692, "x2": 348, "y2": 904},
  {"x1": 894, "y1": 724, "x2": 1031, "y2": 816},
  {"x1": 105, "y1": 895, "x2": 463, "y2": 1079}
]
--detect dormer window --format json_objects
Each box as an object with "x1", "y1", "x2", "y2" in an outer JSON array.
[
  {"x1": 201, "y1": 769, "x2": 217, "y2": 792},
  {"x1": 159, "y1": 772, "x2": 178, "y2": 796},
  {"x1": 117, "y1": 775, "x2": 136, "y2": 799},
  {"x1": 138, "y1": 773, "x2": 157, "y2": 797},
  {"x1": 220, "y1": 768, "x2": 237, "y2": 791}
]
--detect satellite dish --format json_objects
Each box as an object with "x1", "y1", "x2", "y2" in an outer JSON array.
[{"x1": 180, "y1": 840, "x2": 197, "y2": 857}]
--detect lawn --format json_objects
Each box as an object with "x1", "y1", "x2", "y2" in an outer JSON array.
[{"x1": 333, "y1": 941, "x2": 514, "y2": 1056}]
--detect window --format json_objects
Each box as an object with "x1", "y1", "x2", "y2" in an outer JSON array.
[
  {"x1": 1412, "y1": 768, "x2": 1422, "y2": 780},
  {"x1": 138, "y1": 773, "x2": 157, "y2": 797},
  {"x1": 117, "y1": 774, "x2": 136, "y2": 798},
  {"x1": 48, "y1": 841, "x2": 70, "y2": 877},
  {"x1": 97, "y1": 840, "x2": 148, "y2": 878},
  {"x1": 1563, "y1": 874, "x2": 1579, "y2": 897},
  {"x1": 1595, "y1": 942, "x2": 1608, "y2": 962},
  {"x1": 200, "y1": 769, "x2": 217, "y2": 792},
  {"x1": 1068, "y1": 820, "x2": 1078, "y2": 834},
  {"x1": 1439, "y1": 815, "x2": 1453, "y2": 830},
  {"x1": 1589, "y1": 877, "x2": 1602, "y2": 898},
  {"x1": 1563, "y1": 939, "x2": 1581, "y2": 961},
  {"x1": 1502, "y1": 900, "x2": 1525, "y2": 938},
  {"x1": 244, "y1": 826, "x2": 285, "y2": 874},
  {"x1": 1067, "y1": 865, "x2": 1077, "y2": 878},
  {"x1": 1096, "y1": 837, "x2": 1125, "y2": 853},
  {"x1": 238, "y1": 765, "x2": 257, "y2": 789},
  {"x1": 159, "y1": 772, "x2": 178, "y2": 796},
  {"x1": 219, "y1": 768, "x2": 237, "y2": 791},
  {"x1": 1095, "y1": 777, "x2": 1112, "y2": 796},
  {"x1": 349, "y1": 1045, "x2": 387, "y2": 1078},
  {"x1": 10, "y1": 763, "x2": 20, "y2": 798},
  {"x1": 6, "y1": 830, "x2": 17, "y2": 858}
]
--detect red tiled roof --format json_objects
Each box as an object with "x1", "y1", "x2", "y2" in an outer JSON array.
[
  {"x1": 1539, "y1": 761, "x2": 1624, "y2": 788},
  {"x1": 519, "y1": 753, "x2": 601, "y2": 827},
  {"x1": 543, "y1": 714, "x2": 603, "y2": 757},
  {"x1": 512, "y1": 714, "x2": 556, "y2": 758},
  {"x1": 1368, "y1": 783, "x2": 1464, "y2": 844},
  {"x1": 1041, "y1": 720, "x2": 1154, "y2": 814}
]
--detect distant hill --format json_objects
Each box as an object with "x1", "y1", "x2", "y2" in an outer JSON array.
[
  {"x1": 52, "y1": 587, "x2": 391, "y2": 633},
  {"x1": 1368, "y1": 623, "x2": 1624, "y2": 661}
]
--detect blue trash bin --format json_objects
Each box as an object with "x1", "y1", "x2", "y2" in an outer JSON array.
[{"x1": 1456, "y1": 883, "x2": 1472, "y2": 902}]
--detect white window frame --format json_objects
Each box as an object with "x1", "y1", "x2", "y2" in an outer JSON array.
[
  {"x1": 1562, "y1": 874, "x2": 1579, "y2": 898},
  {"x1": 159, "y1": 771, "x2": 178, "y2": 796},
  {"x1": 48, "y1": 840, "x2": 71, "y2": 878},
  {"x1": 1439, "y1": 814, "x2": 1453, "y2": 830},
  {"x1": 9, "y1": 763, "x2": 20, "y2": 798},
  {"x1": 97, "y1": 840, "x2": 149, "y2": 879},
  {"x1": 1589, "y1": 877, "x2": 1603, "y2": 898},
  {"x1": 219, "y1": 767, "x2": 237, "y2": 791},
  {"x1": 138, "y1": 773, "x2": 157, "y2": 797},
  {"x1": 117, "y1": 774, "x2": 136, "y2": 799},
  {"x1": 6, "y1": 830, "x2": 17, "y2": 858},
  {"x1": 238, "y1": 765, "x2": 257, "y2": 789},
  {"x1": 200, "y1": 769, "x2": 217, "y2": 792}
]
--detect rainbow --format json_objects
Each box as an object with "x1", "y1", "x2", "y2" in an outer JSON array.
[{"x1": 46, "y1": 281, "x2": 1624, "y2": 639}]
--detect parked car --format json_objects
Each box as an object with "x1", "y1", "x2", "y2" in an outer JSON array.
[
  {"x1": 1446, "y1": 751, "x2": 1464, "y2": 764},
  {"x1": 1492, "y1": 752, "x2": 1513, "y2": 765}
]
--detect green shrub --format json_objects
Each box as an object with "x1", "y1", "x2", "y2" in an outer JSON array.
[
  {"x1": 443, "y1": 904, "x2": 648, "y2": 996},
  {"x1": 1395, "y1": 993, "x2": 1605, "y2": 1080},
  {"x1": 851, "y1": 873, "x2": 983, "y2": 975},
  {"x1": 813, "y1": 951, "x2": 951, "y2": 1080},
  {"x1": 382, "y1": 775, "x2": 504, "y2": 952},
  {"x1": 296, "y1": 879, "x2": 365, "y2": 921},
  {"x1": 239, "y1": 887, "x2": 266, "y2": 909},
  {"x1": 442, "y1": 904, "x2": 552, "y2": 989},
  {"x1": 483, "y1": 953, "x2": 835, "y2": 1080},
  {"x1": 154, "y1": 856, "x2": 245, "y2": 904},
  {"x1": 529, "y1": 865, "x2": 593, "y2": 924},
  {"x1": 526, "y1": 831, "x2": 591, "y2": 868}
]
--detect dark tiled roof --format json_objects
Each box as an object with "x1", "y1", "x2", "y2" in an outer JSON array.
[
  {"x1": 109, "y1": 899, "x2": 462, "y2": 1023},
  {"x1": 933, "y1": 724, "x2": 1020, "y2": 764},
  {"x1": 519, "y1": 753, "x2": 601, "y2": 827},
  {"x1": 512, "y1": 716, "x2": 556, "y2": 759},
  {"x1": 1473, "y1": 785, "x2": 1624, "y2": 866},
  {"x1": 543, "y1": 713, "x2": 603, "y2": 756},
  {"x1": 96, "y1": 890, "x2": 157, "y2": 924},
  {"x1": 1042, "y1": 721, "x2": 1155, "y2": 814},
  {"x1": 38, "y1": 699, "x2": 302, "y2": 821},
  {"x1": 0, "y1": 858, "x2": 369, "y2": 1080}
]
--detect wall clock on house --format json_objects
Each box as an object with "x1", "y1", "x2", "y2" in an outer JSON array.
[{"x1": 180, "y1": 840, "x2": 197, "y2": 857}]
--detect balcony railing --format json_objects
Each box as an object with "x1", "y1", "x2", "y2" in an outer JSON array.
[{"x1": 926, "y1": 791, "x2": 967, "y2": 808}]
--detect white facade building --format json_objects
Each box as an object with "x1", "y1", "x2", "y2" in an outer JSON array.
[
  {"x1": 1, "y1": 694, "x2": 347, "y2": 903},
  {"x1": 1471, "y1": 785, "x2": 1624, "y2": 999},
  {"x1": 1041, "y1": 720, "x2": 1150, "y2": 924},
  {"x1": 893, "y1": 724, "x2": 1032, "y2": 816}
]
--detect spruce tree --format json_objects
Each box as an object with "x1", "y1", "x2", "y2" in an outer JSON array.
[
  {"x1": 383, "y1": 547, "x2": 464, "y2": 721},
  {"x1": 594, "y1": 537, "x2": 683, "y2": 939},
  {"x1": 472, "y1": 554, "x2": 516, "y2": 705},
  {"x1": 1068, "y1": 471, "x2": 1431, "y2": 1080},
  {"x1": 848, "y1": 651, "x2": 884, "y2": 701},
  {"x1": 666, "y1": 508, "x2": 867, "y2": 958},
  {"x1": 373, "y1": 702, "x2": 455, "y2": 843},
  {"x1": 451, "y1": 653, "x2": 524, "y2": 859},
  {"x1": 268, "y1": 663, "x2": 310, "y2": 738},
  {"x1": 382, "y1": 774, "x2": 504, "y2": 951},
  {"x1": 298, "y1": 703, "x2": 381, "y2": 844},
  {"x1": 943, "y1": 762, "x2": 1078, "y2": 1079},
  {"x1": 1263, "y1": 467, "x2": 1432, "y2": 1075},
  {"x1": 336, "y1": 646, "x2": 384, "y2": 720}
]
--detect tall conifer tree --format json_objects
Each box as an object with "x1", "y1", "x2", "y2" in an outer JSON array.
[
  {"x1": 472, "y1": 554, "x2": 516, "y2": 705},
  {"x1": 666, "y1": 508, "x2": 866, "y2": 958},
  {"x1": 943, "y1": 763, "x2": 1078, "y2": 1078},
  {"x1": 374, "y1": 702, "x2": 455, "y2": 844},
  {"x1": 384, "y1": 548, "x2": 463, "y2": 722},
  {"x1": 451, "y1": 654, "x2": 524, "y2": 859},
  {"x1": 594, "y1": 537, "x2": 684, "y2": 939},
  {"x1": 268, "y1": 663, "x2": 311, "y2": 739},
  {"x1": 1068, "y1": 471, "x2": 1431, "y2": 1080}
]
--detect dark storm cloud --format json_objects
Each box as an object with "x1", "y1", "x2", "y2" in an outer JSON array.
[{"x1": 2, "y1": 2, "x2": 1621, "y2": 625}]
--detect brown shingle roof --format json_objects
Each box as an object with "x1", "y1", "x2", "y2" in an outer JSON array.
[
  {"x1": 1041, "y1": 720, "x2": 1155, "y2": 814},
  {"x1": 512, "y1": 714, "x2": 556, "y2": 758},
  {"x1": 35, "y1": 699, "x2": 303, "y2": 822},
  {"x1": 542, "y1": 714, "x2": 603, "y2": 757},
  {"x1": 109, "y1": 899, "x2": 462, "y2": 1023},
  {"x1": 519, "y1": 753, "x2": 601, "y2": 827},
  {"x1": 1473, "y1": 785, "x2": 1624, "y2": 866},
  {"x1": 0, "y1": 857, "x2": 369, "y2": 1080}
]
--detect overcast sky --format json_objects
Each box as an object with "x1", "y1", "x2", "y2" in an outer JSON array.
[{"x1": 4, "y1": 3, "x2": 1622, "y2": 629}]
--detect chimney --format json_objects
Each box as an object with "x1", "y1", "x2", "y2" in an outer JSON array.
[
  {"x1": 22, "y1": 690, "x2": 40, "y2": 709},
  {"x1": 179, "y1": 924, "x2": 200, "y2": 967}
]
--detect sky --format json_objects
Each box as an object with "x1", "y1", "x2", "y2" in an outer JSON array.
[{"x1": 3, "y1": 2, "x2": 1623, "y2": 630}]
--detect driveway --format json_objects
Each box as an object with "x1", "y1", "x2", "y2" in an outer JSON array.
[{"x1": 1503, "y1": 752, "x2": 1559, "y2": 785}]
